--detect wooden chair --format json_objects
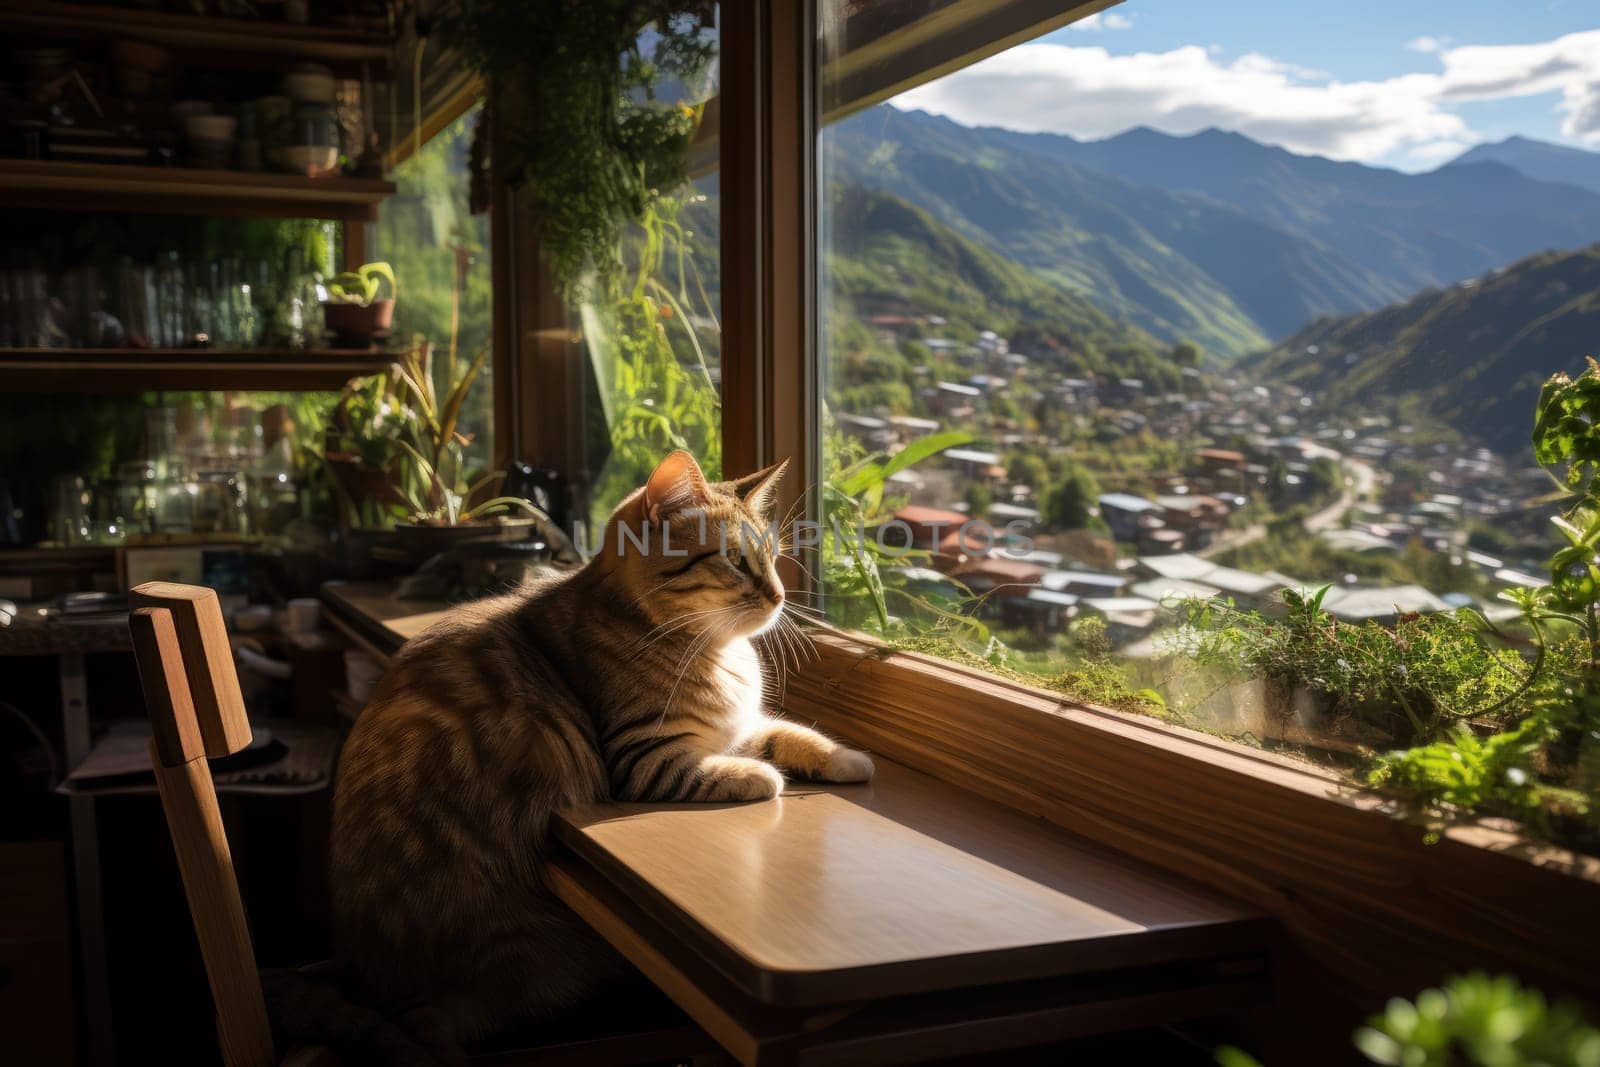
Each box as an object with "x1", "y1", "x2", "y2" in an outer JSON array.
[{"x1": 128, "y1": 581, "x2": 718, "y2": 1067}]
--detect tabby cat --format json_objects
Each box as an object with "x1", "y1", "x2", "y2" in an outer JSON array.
[{"x1": 327, "y1": 450, "x2": 874, "y2": 1059}]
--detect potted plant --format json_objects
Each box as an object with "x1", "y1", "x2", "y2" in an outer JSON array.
[
  {"x1": 323, "y1": 260, "x2": 396, "y2": 347},
  {"x1": 388, "y1": 342, "x2": 541, "y2": 561},
  {"x1": 323, "y1": 340, "x2": 550, "y2": 567}
]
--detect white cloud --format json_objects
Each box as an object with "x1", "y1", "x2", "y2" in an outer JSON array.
[
  {"x1": 1406, "y1": 36, "x2": 1448, "y2": 54},
  {"x1": 890, "y1": 29, "x2": 1600, "y2": 164},
  {"x1": 1068, "y1": 12, "x2": 1132, "y2": 32}
]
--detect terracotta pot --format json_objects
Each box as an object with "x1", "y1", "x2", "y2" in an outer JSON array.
[{"x1": 323, "y1": 298, "x2": 394, "y2": 348}]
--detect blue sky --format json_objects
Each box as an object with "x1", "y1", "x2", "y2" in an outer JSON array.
[{"x1": 892, "y1": 0, "x2": 1600, "y2": 170}]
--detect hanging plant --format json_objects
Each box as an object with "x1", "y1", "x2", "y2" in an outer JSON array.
[{"x1": 443, "y1": 0, "x2": 717, "y2": 295}]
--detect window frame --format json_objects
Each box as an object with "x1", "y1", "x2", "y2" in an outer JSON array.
[
  {"x1": 724, "y1": 0, "x2": 1600, "y2": 1019},
  {"x1": 491, "y1": 0, "x2": 1600, "y2": 1018}
]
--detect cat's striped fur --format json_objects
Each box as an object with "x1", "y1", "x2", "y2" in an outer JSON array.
[{"x1": 329, "y1": 451, "x2": 873, "y2": 1059}]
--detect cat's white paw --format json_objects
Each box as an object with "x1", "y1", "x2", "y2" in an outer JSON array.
[
  {"x1": 822, "y1": 747, "x2": 875, "y2": 783},
  {"x1": 712, "y1": 762, "x2": 785, "y2": 802}
]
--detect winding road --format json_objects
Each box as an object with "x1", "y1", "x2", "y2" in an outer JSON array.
[{"x1": 1197, "y1": 452, "x2": 1377, "y2": 559}]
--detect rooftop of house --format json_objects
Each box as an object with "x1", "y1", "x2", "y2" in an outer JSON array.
[
  {"x1": 889, "y1": 415, "x2": 941, "y2": 431},
  {"x1": 1318, "y1": 528, "x2": 1399, "y2": 554},
  {"x1": 1199, "y1": 565, "x2": 1284, "y2": 598},
  {"x1": 1023, "y1": 589, "x2": 1081, "y2": 608},
  {"x1": 989, "y1": 502, "x2": 1042, "y2": 522},
  {"x1": 945, "y1": 447, "x2": 1002, "y2": 465},
  {"x1": 1135, "y1": 553, "x2": 1282, "y2": 597},
  {"x1": 1135, "y1": 553, "x2": 1219, "y2": 581},
  {"x1": 1098, "y1": 492, "x2": 1160, "y2": 513},
  {"x1": 1130, "y1": 577, "x2": 1224, "y2": 603},
  {"x1": 950, "y1": 558, "x2": 1047, "y2": 585},
  {"x1": 1319, "y1": 585, "x2": 1451, "y2": 621},
  {"x1": 1082, "y1": 595, "x2": 1162, "y2": 617},
  {"x1": 1041, "y1": 569, "x2": 1128, "y2": 592},
  {"x1": 895, "y1": 505, "x2": 970, "y2": 527},
  {"x1": 1154, "y1": 494, "x2": 1222, "y2": 514}
]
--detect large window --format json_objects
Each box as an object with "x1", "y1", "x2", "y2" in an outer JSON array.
[
  {"x1": 574, "y1": 15, "x2": 723, "y2": 539},
  {"x1": 815, "y1": 0, "x2": 1600, "y2": 856}
]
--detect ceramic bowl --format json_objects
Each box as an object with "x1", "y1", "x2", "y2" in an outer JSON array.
[
  {"x1": 280, "y1": 144, "x2": 339, "y2": 177},
  {"x1": 282, "y1": 70, "x2": 336, "y2": 105}
]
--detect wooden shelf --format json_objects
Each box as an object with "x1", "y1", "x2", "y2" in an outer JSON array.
[
  {"x1": 0, "y1": 159, "x2": 395, "y2": 221},
  {"x1": 0, "y1": 0, "x2": 391, "y2": 75},
  {"x1": 0, "y1": 348, "x2": 395, "y2": 392}
]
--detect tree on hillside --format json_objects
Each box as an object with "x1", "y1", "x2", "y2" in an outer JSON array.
[
  {"x1": 1045, "y1": 462, "x2": 1100, "y2": 529},
  {"x1": 1007, "y1": 452, "x2": 1050, "y2": 493},
  {"x1": 965, "y1": 483, "x2": 994, "y2": 518}
]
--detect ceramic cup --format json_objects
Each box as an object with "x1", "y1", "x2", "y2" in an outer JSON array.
[{"x1": 286, "y1": 597, "x2": 321, "y2": 634}]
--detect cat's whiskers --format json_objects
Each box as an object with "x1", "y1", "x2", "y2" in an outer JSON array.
[
  {"x1": 780, "y1": 551, "x2": 821, "y2": 588},
  {"x1": 770, "y1": 619, "x2": 801, "y2": 688},
  {"x1": 780, "y1": 607, "x2": 819, "y2": 659},
  {"x1": 628, "y1": 606, "x2": 734, "y2": 651},
  {"x1": 765, "y1": 627, "x2": 796, "y2": 708},
  {"x1": 754, "y1": 630, "x2": 789, "y2": 707},
  {"x1": 780, "y1": 612, "x2": 819, "y2": 662},
  {"x1": 660, "y1": 609, "x2": 741, "y2": 725}
]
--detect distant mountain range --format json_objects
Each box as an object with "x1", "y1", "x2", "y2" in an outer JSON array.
[
  {"x1": 827, "y1": 107, "x2": 1600, "y2": 357},
  {"x1": 1243, "y1": 244, "x2": 1600, "y2": 455},
  {"x1": 1447, "y1": 136, "x2": 1600, "y2": 196}
]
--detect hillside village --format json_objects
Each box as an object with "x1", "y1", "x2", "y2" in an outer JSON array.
[{"x1": 835, "y1": 310, "x2": 1554, "y2": 655}]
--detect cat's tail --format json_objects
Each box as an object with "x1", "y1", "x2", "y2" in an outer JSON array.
[{"x1": 261, "y1": 963, "x2": 437, "y2": 1066}]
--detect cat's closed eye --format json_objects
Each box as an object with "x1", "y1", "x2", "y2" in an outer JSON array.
[{"x1": 663, "y1": 549, "x2": 720, "y2": 577}]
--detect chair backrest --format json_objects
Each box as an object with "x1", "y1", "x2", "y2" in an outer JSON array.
[{"x1": 129, "y1": 582, "x2": 275, "y2": 1067}]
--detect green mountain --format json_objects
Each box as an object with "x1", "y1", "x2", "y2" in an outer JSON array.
[
  {"x1": 1448, "y1": 136, "x2": 1600, "y2": 196},
  {"x1": 825, "y1": 183, "x2": 1183, "y2": 407},
  {"x1": 826, "y1": 107, "x2": 1600, "y2": 358},
  {"x1": 1244, "y1": 244, "x2": 1600, "y2": 455},
  {"x1": 829, "y1": 108, "x2": 1284, "y2": 356}
]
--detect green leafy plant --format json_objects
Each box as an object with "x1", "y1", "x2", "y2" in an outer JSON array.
[
  {"x1": 443, "y1": 1, "x2": 716, "y2": 295},
  {"x1": 581, "y1": 189, "x2": 723, "y2": 531},
  {"x1": 1216, "y1": 973, "x2": 1600, "y2": 1067},
  {"x1": 325, "y1": 261, "x2": 396, "y2": 307},
  {"x1": 1186, "y1": 587, "x2": 1537, "y2": 746},
  {"x1": 821, "y1": 427, "x2": 977, "y2": 633},
  {"x1": 1366, "y1": 718, "x2": 1587, "y2": 836},
  {"x1": 323, "y1": 342, "x2": 536, "y2": 528},
  {"x1": 1354, "y1": 973, "x2": 1600, "y2": 1067}
]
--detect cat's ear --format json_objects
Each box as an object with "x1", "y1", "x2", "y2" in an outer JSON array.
[
  {"x1": 726, "y1": 458, "x2": 789, "y2": 517},
  {"x1": 644, "y1": 450, "x2": 712, "y2": 523}
]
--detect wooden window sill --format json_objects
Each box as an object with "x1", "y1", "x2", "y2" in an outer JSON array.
[
  {"x1": 321, "y1": 580, "x2": 1600, "y2": 1024},
  {"x1": 778, "y1": 629, "x2": 1600, "y2": 1015}
]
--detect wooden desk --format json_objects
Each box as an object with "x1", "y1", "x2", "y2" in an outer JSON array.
[
  {"x1": 320, "y1": 580, "x2": 452, "y2": 665},
  {"x1": 553, "y1": 761, "x2": 1268, "y2": 1064},
  {"x1": 323, "y1": 580, "x2": 1271, "y2": 1063}
]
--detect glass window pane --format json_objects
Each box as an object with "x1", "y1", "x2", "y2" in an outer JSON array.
[
  {"x1": 816, "y1": 1, "x2": 1600, "y2": 856},
  {"x1": 376, "y1": 103, "x2": 494, "y2": 458},
  {"x1": 573, "y1": 15, "x2": 722, "y2": 541}
]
